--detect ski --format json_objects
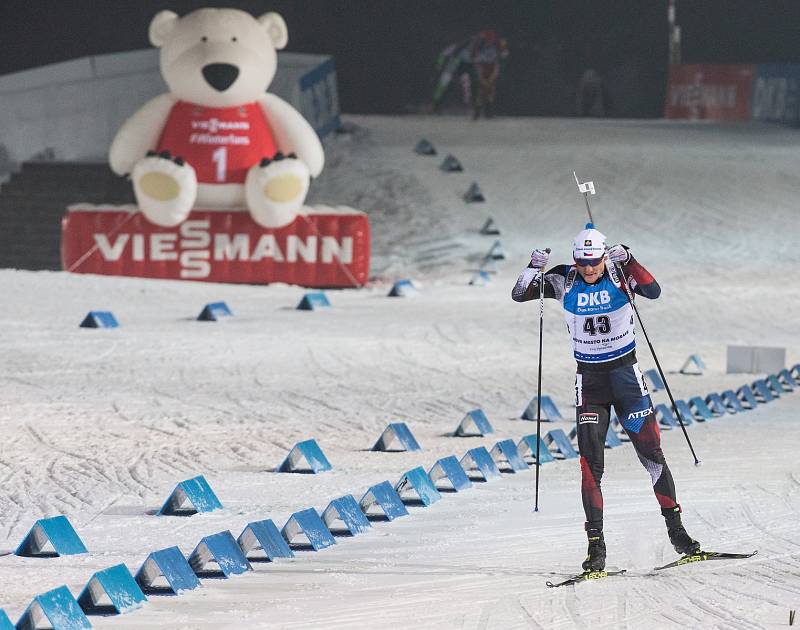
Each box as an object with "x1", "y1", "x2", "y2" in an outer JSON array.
[
  {"x1": 546, "y1": 569, "x2": 627, "y2": 588},
  {"x1": 654, "y1": 550, "x2": 757, "y2": 571}
]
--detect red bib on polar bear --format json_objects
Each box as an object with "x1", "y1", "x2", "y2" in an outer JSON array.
[{"x1": 156, "y1": 101, "x2": 277, "y2": 184}]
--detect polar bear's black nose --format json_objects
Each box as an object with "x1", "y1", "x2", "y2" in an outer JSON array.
[{"x1": 202, "y1": 63, "x2": 239, "y2": 91}]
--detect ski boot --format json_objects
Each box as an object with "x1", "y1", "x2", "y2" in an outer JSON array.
[
  {"x1": 662, "y1": 505, "x2": 701, "y2": 555},
  {"x1": 581, "y1": 522, "x2": 606, "y2": 572}
]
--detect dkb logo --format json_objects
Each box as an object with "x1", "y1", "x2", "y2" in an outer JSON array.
[{"x1": 577, "y1": 291, "x2": 610, "y2": 307}]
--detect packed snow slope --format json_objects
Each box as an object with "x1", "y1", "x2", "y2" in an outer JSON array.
[{"x1": 0, "y1": 116, "x2": 798, "y2": 629}]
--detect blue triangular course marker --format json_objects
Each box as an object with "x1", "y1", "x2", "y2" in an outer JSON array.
[
  {"x1": 459, "y1": 446, "x2": 502, "y2": 481},
  {"x1": 321, "y1": 495, "x2": 371, "y2": 536},
  {"x1": 79, "y1": 310, "x2": 119, "y2": 328},
  {"x1": 463, "y1": 181, "x2": 485, "y2": 203},
  {"x1": 679, "y1": 354, "x2": 705, "y2": 375},
  {"x1": 545, "y1": 429, "x2": 578, "y2": 459},
  {"x1": 608, "y1": 407, "x2": 621, "y2": 431},
  {"x1": 736, "y1": 384, "x2": 759, "y2": 409},
  {"x1": 644, "y1": 368, "x2": 665, "y2": 391},
  {"x1": 517, "y1": 434, "x2": 556, "y2": 464},
  {"x1": 469, "y1": 270, "x2": 492, "y2": 286},
  {"x1": 158, "y1": 475, "x2": 223, "y2": 515},
  {"x1": 395, "y1": 466, "x2": 441, "y2": 506},
  {"x1": 672, "y1": 399, "x2": 696, "y2": 424},
  {"x1": 721, "y1": 389, "x2": 745, "y2": 413},
  {"x1": 15, "y1": 515, "x2": 88, "y2": 557},
  {"x1": 197, "y1": 301, "x2": 233, "y2": 321},
  {"x1": 751, "y1": 379, "x2": 776, "y2": 403},
  {"x1": 277, "y1": 438, "x2": 332, "y2": 473},
  {"x1": 480, "y1": 216, "x2": 501, "y2": 235},
  {"x1": 604, "y1": 425, "x2": 623, "y2": 448},
  {"x1": 427, "y1": 456, "x2": 473, "y2": 491},
  {"x1": 521, "y1": 395, "x2": 562, "y2": 421},
  {"x1": 480, "y1": 254, "x2": 498, "y2": 272},
  {"x1": 414, "y1": 138, "x2": 437, "y2": 155},
  {"x1": 567, "y1": 426, "x2": 579, "y2": 446},
  {"x1": 77, "y1": 563, "x2": 146, "y2": 615},
  {"x1": 372, "y1": 422, "x2": 421, "y2": 452},
  {"x1": 16, "y1": 585, "x2": 91, "y2": 630},
  {"x1": 296, "y1": 292, "x2": 331, "y2": 311},
  {"x1": 359, "y1": 481, "x2": 409, "y2": 521},
  {"x1": 766, "y1": 374, "x2": 785, "y2": 396},
  {"x1": 388, "y1": 279, "x2": 417, "y2": 297},
  {"x1": 439, "y1": 153, "x2": 463, "y2": 172},
  {"x1": 487, "y1": 239, "x2": 506, "y2": 261},
  {"x1": 282, "y1": 508, "x2": 336, "y2": 551},
  {"x1": 454, "y1": 408, "x2": 493, "y2": 437},
  {"x1": 655, "y1": 403, "x2": 679, "y2": 427},
  {"x1": 237, "y1": 519, "x2": 294, "y2": 561},
  {"x1": 704, "y1": 393, "x2": 728, "y2": 417},
  {"x1": 777, "y1": 368, "x2": 797, "y2": 390},
  {"x1": 489, "y1": 439, "x2": 529, "y2": 472},
  {"x1": 135, "y1": 546, "x2": 201, "y2": 595},
  {"x1": 688, "y1": 396, "x2": 715, "y2": 421},
  {"x1": 0, "y1": 610, "x2": 12, "y2": 630},
  {"x1": 189, "y1": 530, "x2": 252, "y2": 578}
]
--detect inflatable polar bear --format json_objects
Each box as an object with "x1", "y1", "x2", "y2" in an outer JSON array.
[{"x1": 109, "y1": 8, "x2": 324, "y2": 229}]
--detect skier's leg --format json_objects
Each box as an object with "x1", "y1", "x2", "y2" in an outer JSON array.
[
  {"x1": 576, "y1": 402, "x2": 609, "y2": 525},
  {"x1": 575, "y1": 370, "x2": 611, "y2": 571},
  {"x1": 611, "y1": 363, "x2": 677, "y2": 508},
  {"x1": 612, "y1": 362, "x2": 700, "y2": 554}
]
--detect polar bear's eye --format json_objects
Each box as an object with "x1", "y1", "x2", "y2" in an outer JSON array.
[
  {"x1": 201, "y1": 36, "x2": 208, "y2": 42},
  {"x1": 232, "y1": 37, "x2": 238, "y2": 42}
]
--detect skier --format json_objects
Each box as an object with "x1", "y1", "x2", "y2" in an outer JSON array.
[
  {"x1": 469, "y1": 29, "x2": 509, "y2": 119},
  {"x1": 511, "y1": 225, "x2": 701, "y2": 571}
]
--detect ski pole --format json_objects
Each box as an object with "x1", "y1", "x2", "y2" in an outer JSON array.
[
  {"x1": 534, "y1": 248, "x2": 551, "y2": 512},
  {"x1": 572, "y1": 173, "x2": 701, "y2": 466}
]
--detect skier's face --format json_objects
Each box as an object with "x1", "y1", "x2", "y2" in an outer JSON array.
[{"x1": 575, "y1": 257, "x2": 605, "y2": 283}]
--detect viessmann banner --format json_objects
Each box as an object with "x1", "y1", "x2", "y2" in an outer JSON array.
[
  {"x1": 665, "y1": 64, "x2": 755, "y2": 121},
  {"x1": 62, "y1": 206, "x2": 370, "y2": 287}
]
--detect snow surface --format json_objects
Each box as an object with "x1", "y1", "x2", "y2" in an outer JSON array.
[{"x1": 1, "y1": 115, "x2": 799, "y2": 629}]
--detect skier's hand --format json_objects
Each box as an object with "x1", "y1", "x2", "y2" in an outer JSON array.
[
  {"x1": 606, "y1": 243, "x2": 631, "y2": 265},
  {"x1": 530, "y1": 248, "x2": 549, "y2": 270}
]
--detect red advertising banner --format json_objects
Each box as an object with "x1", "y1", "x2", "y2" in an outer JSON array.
[
  {"x1": 665, "y1": 64, "x2": 755, "y2": 121},
  {"x1": 62, "y1": 205, "x2": 370, "y2": 287}
]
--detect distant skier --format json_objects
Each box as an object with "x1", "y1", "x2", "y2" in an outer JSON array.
[
  {"x1": 432, "y1": 30, "x2": 508, "y2": 118},
  {"x1": 470, "y1": 30, "x2": 509, "y2": 119},
  {"x1": 511, "y1": 226, "x2": 700, "y2": 571},
  {"x1": 432, "y1": 37, "x2": 477, "y2": 114}
]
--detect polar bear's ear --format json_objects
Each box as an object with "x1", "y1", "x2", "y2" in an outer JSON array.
[
  {"x1": 149, "y1": 10, "x2": 179, "y2": 47},
  {"x1": 258, "y1": 12, "x2": 288, "y2": 50}
]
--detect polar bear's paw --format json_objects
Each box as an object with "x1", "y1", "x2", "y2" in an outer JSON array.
[
  {"x1": 245, "y1": 153, "x2": 310, "y2": 229},
  {"x1": 132, "y1": 151, "x2": 197, "y2": 227}
]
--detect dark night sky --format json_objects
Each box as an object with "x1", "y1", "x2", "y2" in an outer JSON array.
[{"x1": 2, "y1": 1, "x2": 800, "y2": 117}]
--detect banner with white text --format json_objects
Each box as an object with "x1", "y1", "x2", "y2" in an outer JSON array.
[{"x1": 61, "y1": 205, "x2": 370, "y2": 288}]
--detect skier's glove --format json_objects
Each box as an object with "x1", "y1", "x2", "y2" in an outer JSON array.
[
  {"x1": 606, "y1": 243, "x2": 631, "y2": 265},
  {"x1": 530, "y1": 248, "x2": 550, "y2": 270}
]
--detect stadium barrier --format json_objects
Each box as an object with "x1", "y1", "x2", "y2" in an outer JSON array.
[{"x1": 665, "y1": 63, "x2": 800, "y2": 127}]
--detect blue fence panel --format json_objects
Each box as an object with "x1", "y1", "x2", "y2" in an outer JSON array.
[{"x1": 752, "y1": 64, "x2": 800, "y2": 126}]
